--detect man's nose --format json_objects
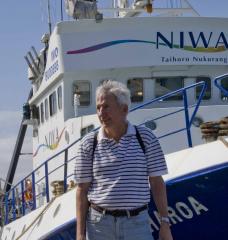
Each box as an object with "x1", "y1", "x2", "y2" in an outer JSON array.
[{"x1": 98, "y1": 107, "x2": 105, "y2": 116}]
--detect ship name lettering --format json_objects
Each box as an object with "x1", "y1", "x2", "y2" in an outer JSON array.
[
  {"x1": 51, "y1": 47, "x2": 58, "y2": 61},
  {"x1": 193, "y1": 56, "x2": 227, "y2": 64},
  {"x1": 149, "y1": 196, "x2": 208, "y2": 232},
  {"x1": 157, "y1": 31, "x2": 228, "y2": 49},
  {"x1": 45, "y1": 60, "x2": 59, "y2": 81},
  {"x1": 162, "y1": 56, "x2": 190, "y2": 63}
]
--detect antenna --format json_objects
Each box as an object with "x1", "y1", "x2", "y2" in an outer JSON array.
[
  {"x1": 24, "y1": 46, "x2": 42, "y2": 81},
  {"x1": 47, "y1": 0, "x2": 52, "y2": 34},
  {"x1": 24, "y1": 55, "x2": 38, "y2": 79},
  {"x1": 61, "y1": 0, "x2": 63, "y2": 21}
]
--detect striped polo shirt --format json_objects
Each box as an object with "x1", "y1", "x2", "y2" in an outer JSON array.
[{"x1": 75, "y1": 123, "x2": 168, "y2": 210}]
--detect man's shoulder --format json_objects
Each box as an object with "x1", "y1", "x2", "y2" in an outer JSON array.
[
  {"x1": 136, "y1": 125, "x2": 156, "y2": 137},
  {"x1": 80, "y1": 131, "x2": 96, "y2": 147},
  {"x1": 135, "y1": 125, "x2": 157, "y2": 143}
]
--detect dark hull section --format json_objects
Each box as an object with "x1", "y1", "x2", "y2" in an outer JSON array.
[
  {"x1": 45, "y1": 163, "x2": 228, "y2": 240},
  {"x1": 43, "y1": 220, "x2": 76, "y2": 240}
]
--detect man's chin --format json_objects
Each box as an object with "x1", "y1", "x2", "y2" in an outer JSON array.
[
  {"x1": 102, "y1": 121, "x2": 112, "y2": 127},
  {"x1": 103, "y1": 123, "x2": 110, "y2": 127}
]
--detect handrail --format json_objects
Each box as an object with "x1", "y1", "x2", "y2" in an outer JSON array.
[
  {"x1": 1, "y1": 81, "x2": 206, "y2": 226},
  {"x1": 131, "y1": 81, "x2": 207, "y2": 146},
  {"x1": 214, "y1": 73, "x2": 228, "y2": 97}
]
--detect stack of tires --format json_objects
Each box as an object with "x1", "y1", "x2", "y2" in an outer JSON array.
[
  {"x1": 200, "y1": 121, "x2": 220, "y2": 142},
  {"x1": 218, "y1": 117, "x2": 228, "y2": 137},
  {"x1": 200, "y1": 116, "x2": 228, "y2": 142}
]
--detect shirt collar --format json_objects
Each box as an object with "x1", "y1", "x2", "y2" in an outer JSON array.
[{"x1": 97, "y1": 122, "x2": 136, "y2": 142}]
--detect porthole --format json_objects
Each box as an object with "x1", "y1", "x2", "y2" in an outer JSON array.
[
  {"x1": 145, "y1": 120, "x2": 157, "y2": 130},
  {"x1": 192, "y1": 116, "x2": 204, "y2": 128}
]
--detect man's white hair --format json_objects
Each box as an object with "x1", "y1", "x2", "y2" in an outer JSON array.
[{"x1": 96, "y1": 80, "x2": 131, "y2": 108}]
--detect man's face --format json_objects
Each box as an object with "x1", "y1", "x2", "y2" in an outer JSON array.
[{"x1": 96, "y1": 93, "x2": 128, "y2": 129}]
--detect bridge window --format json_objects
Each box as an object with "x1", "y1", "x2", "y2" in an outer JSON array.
[
  {"x1": 45, "y1": 98, "x2": 49, "y2": 120},
  {"x1": 196, "y1": 77, "x2": 211, "y2": 100},
  {"x1": 221, "y1": 76, "x2": 228, "y2": 101},
  {"x1": 73, "y1": 81, "x2": 90, "y2": 106},
  {"x1": 127, "y1": 78, "x2": 143, "y2": 102},
  {"x1": 31, "y1": 105, "x2": 40, "y2": 125},
  {"x1": 40, "y1": 102, "x2": 44, "y2": 123},
  {"x1": 49, "y1": 91, "x2": 57, "y2": 116},
  {"x1": 57, "y1": 85, "x2": 63, "y2": 110},
  {"x1": 36, "y1": 106, "x2": 40, "y2": 126},
  {"x1": 155, "y1": 77, "x2": 184, "y2": 100}
]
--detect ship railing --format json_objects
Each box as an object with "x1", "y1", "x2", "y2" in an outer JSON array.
[
  {"x1": 2, "y1": 81, "x2": 207, "y2": 226},
  {"x1": 129, "y1": 81, "x2": 207, "y2": 147},
  {"x1": 214, "y1": 73, "x2": 228, "y2": 98}
]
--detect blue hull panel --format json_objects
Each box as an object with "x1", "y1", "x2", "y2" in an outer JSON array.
[
  {"x1": 149, "y1": 163, "x2": 228, "y2": 240},
  {"x1": 45, "y1": 164, "x2": 228, "y2": 240}
]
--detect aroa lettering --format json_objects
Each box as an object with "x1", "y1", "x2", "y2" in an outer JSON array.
[{"x1": 148, "y1": 196, "x2": 208, "y2": 232}]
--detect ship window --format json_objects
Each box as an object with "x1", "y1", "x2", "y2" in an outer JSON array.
[
  {"x1": 49, "y1": 91, "x2": 57, "y2": 116},
  {"x1": 81, "y1": 124, "x2": 95, "y2": 137},
  {"x1": 40, "y1": 102, "x2": 44, "y2": 123},
  {"x1": 45, "y1": 98, "x2": 49, "y2": 120},
  {"x1": 57, "y1": 86, "x2": 63, "y2": 110},
  {"x1": 155, "y1": 77, "x2": 184, "y2": 100},
  {"x1": 196, "y1": 77, "x2": 211, "y2": 100},
  {"x1": 36, "y1": 106, "x2": 40, "y2": 126},
  {"x1": 31, "y1": 105, "x2": 40, "y2": 124},
  {"x1": 127, "y1": 78, "x2": 143, "y2": 102},
  {"x1": 73, "y1": 81, "x2": 90, "y2": 106},
  {"x1": 221, "y1": 76, "x2": 228, "y2": 101}
]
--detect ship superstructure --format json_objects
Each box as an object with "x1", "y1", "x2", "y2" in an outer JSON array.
[{"x1": 0, "y1": 1, "x2": 227, "y2": 239}]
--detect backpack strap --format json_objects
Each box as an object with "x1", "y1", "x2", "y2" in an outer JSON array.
[
  {"x1": 92, "y1": 127, "x2": 145, "y2": 159},
  {"x1": 135, "y1": 126, "x2": 146, "y2": 154},
  {"x1": 92, "y1": 131, "x2": 99, "y2": 159}
]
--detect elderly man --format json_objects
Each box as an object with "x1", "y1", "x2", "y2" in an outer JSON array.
[{"x1": 75, "y1": 81, "x2": 173, "y2": 240}]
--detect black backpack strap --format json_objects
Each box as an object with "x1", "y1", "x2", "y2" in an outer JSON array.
[
  {"x1": 92, "y1": 131, "x2": 99, "y2": 159},
  {"x1": 135, "y1": 126, "x2": 146, "y2": 154}
]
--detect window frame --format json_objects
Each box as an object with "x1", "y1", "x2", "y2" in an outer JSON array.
[
  {"x1": 45, "y1": 98, "x2": 49, "y2": 120},
  {"x1": 72, "y1": 81, "x2": 91, "y2": 107},
  {"x1": 220, "y1": 76, "x2": 228, "y2": 101},
  {"x1": 57, "y1": 85, "x2": 63, "y2": 110},
  {"x1": 195, "y1": 76, "x2": 212, "y2": 101},
  {"x1": 127, "y1": 78, "x2": 144, "y2": 103},
  {"x1": 40, "y1": 102, "x2": 44, "y2": 124},
  {"x1": 49, "y1": 91, "x2": 57, "y2": 117},
  {"x1": 155, "y1": 77, "x2": 184, "y2": 101},
  {"x1": 80, "y1": 124, "x2": 95, "y2": 137}
]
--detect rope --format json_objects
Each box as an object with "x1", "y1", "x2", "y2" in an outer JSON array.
[
  {"x1": 15, "y1": 197, "x2": 56, "y2": 240},
  {"x1": 218, "y1": 136, "x2": 228, "y2": 148}
]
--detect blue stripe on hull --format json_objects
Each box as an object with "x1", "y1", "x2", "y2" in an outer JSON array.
[{"x1": 44, "y1": 164, "x2": 228, "y2": 240}]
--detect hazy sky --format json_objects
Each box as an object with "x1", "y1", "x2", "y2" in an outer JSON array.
[{"x1": 0, "y1": 0, "x2": 228, "y2": 184}]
